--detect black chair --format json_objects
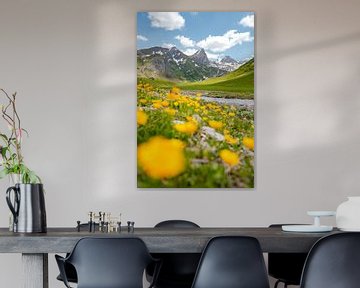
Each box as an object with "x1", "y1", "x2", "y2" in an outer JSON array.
[
  {"x1": 56, "y1": 223, "x2": 99, "y2": 284},
  {"x1": 300, "y1": 232, "x2": 360, "y2": 288},
  {"x1": 147, "y1": 220, "x2": 201, "y2": 288},
  {"x1": 268, "y1": 224, "x2": 308, "y2": 288},
  {"x1": 55, "y1": 237, "x2": 160, "y2": 288},
  {"x1": 191, "y1": 236, "x2": 270, "y2": 288}
]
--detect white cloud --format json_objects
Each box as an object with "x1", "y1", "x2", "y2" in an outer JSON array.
[
  {"x1": 162, "y1": 43, "x2": 176, "y2": 49},
  {"x1": 148, "y1": 12, "x2": 185, "y2": 30},
  {"x1": 197, "y1": 30, "x2": 253, "y2": 53},
  {"x1": 137, "y1": 35, "x2": 148, "y2": 41},
  {"x1": 206, "y1": 51, "x2": 223, "y2": 60},
  {"x1": 239, "y1": 14, "x2": 254, "y2": 28},
  {"x1": 182, "y1": 48, "x2": 198, "y2": 56},
  {"x1": 175, "y1": 35, "x2": 195, "y2": 47},
  {"x1": 181, "y1": 48, "x2": 221, "y2": 60}
]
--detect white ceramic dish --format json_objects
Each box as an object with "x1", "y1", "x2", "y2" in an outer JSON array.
[
  {"x1": 282, "y1": 225, "x2": 333, "y2": 233},
  {"x1": 338, "y1": 227, "x2": 360, "y2": 232},
  {"x1": 307, "y1": 211, "x2": 336, "y2": 217}
]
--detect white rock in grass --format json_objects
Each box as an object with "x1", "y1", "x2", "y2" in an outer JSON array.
[
  {"x1": 192, "y1": 114, "x2": 202, "y2": 123},
  {"x1": 201, "y1": 126, "x2": 224, "y2": 141},
  {"x1": 173, "y1": 120, "x2": 185, "y2": 124}
]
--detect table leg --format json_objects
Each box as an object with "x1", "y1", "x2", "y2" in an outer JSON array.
[{"x1": 22, "y1": 253, "x2": 48, "y2": 288}]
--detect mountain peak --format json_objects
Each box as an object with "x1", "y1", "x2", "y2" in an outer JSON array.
[
  {"x1": 220, "y1": 56, "x2": 239, "y2": 65},
  {"x1": 190, "y1": 48, "x2": 210, "y2": 65}
]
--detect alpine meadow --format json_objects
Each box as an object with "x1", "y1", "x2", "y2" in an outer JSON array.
[{"x1": 137, "y1": 12, "x2": 255, "y2": 188}]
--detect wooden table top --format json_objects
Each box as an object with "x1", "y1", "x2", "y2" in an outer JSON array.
[{"x1": 0, "y1": 227, "x2": 340, "y2": 253}]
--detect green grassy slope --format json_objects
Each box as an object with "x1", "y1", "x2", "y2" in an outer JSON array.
[
  {"x1": 138, "y1": 58, "x2": 254, "y2": 98},
  {"x1": 137, "y1": 77, "x2": 176, "y2": 89},
  {"x1": 199, "y1": 58, "x2": 254, "y2": 84},
  {"x1": 178, "y1": 58, "x2": 254, "y2": 98}
]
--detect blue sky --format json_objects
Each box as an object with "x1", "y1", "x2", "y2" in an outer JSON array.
[{"x1": 137, "y1": 12, "x2": 254, "y2": 62}]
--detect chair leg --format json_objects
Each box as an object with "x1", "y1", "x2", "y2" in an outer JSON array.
[{"x1": 274, "y1": 280, "x2": 289, "y2": 288}]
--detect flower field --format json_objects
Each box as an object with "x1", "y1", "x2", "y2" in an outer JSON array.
[{"x1": 137, "y1": 83, "x2": 254, "y2": 188}]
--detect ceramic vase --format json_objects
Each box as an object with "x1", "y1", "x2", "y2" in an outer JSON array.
[{"x1": 336, "y1": 196, "x2": 360, "y2": 231}]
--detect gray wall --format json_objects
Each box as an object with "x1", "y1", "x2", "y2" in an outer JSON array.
[{"x1": 1, "y1": 0, "x2": 360, "y2": 287}]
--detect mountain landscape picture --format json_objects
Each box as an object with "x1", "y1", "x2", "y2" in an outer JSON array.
[{"x1": 137, "y1": 12, "x2": 254, "y2": 188}]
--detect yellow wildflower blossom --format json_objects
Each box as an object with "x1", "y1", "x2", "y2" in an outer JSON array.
[
  {"x1": 137, "y1": 109, "x2": 148, "y2": 126},
  {"x1": 153, "y1": 102, "x2": 162, "y2": 109},
  {"x1": 174, "y1": 121, "x2": 198, "y2": 135},
  {"x1": 224, "y1": 134, "x2": 239, "y2": 145},
  {"x1": 138, "y1": 136, "x2": 186, "y2": 179},
  {"x1": 219, "y1": 149, "x2": 239, "y2": 167},
  {"x1": 186, "y1": 116, "x2": 197, "y2": 123},
  {"x1": 164, "y1": 108, "x2": 177, "y2": 116},
  {"x1": 243, "y1": 137, "x2": 255, "y2": 150},
  {"x1": 167, "y1": 92, "x2": 180, "y2": 100},
  {"x1": 161, "y1": 100, "x2": 169, "y2": 107},
  {"x1": 171, "y1": 87, "x2": 181, "y2": 95},
  {"x1": 139, "y1": 99, "x2": 147, "y2": 104},
  {"x1": 208, "y1": 120, "x2": 223, "y2": 130},
  {"x1": 228, "y1": 112, "x2": 236, "y2": 117}
]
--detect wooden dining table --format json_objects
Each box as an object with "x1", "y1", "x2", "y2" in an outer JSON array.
[{"x1": 0, "y1": 226, "x2": 339, "y2": 288}]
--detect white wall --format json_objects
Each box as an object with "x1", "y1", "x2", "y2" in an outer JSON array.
[{"x1": 1, "y1": 0, "x2": 360, "y2": 287}]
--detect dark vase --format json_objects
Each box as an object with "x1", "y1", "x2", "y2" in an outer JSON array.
[{"x1": 6, "y1": 183, "x2": 47, "y2": 233}]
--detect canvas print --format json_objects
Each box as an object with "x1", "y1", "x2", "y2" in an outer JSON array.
[{"x1": 137, "y1": 12, "x2": 254, "y2": 188}]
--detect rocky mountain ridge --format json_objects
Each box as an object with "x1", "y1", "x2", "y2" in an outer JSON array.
[{"x1": 137, "y1": 46, "x2": 244, "y2": 81}]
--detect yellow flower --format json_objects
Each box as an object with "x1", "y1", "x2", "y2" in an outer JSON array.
[
  {"x1": 208, "y1": 120, "x2": 223, "y2": 130},
  {"x1": 153, "y1": 102, "x2": 162, "y2": 109},
  {"x1": 137, "y1": 109, "x2": 148, "y2": 125},
  {"x1": 224, "y1": 134, "x2": 239, "y2": 145},
  {"x1": 186, "y1": 116, "x2": 196, "y2": 122},
  {"x1": 171, "y1": 87, "x2": 181, "y2": 95},
  {"x1": 164, "y1": 108, "x2": 177, "y2": 116},
  {"x1": 139, "y1": 99, "x2": 147, "y2": 104},
  {"x1": 174, "y1": 121, "x2": 198, "y2": 135},
  {"x1": 138, "y1": 136, "x2": 186, "y2": 179},
  {"x1": 243, "y1": 137, "x2": 255, "y2": 150},
  {"x1": 161, "y1": 100, "x2": 169, "y2": 107},
  {"x1": 228, "y1": 112, "x2": 236, "y2": 117},
  {"x1": 167, "y1": 92, "x2": 180, "y2": 100},
  {"x1": 219, "y1": 149, "x2": 239, "y2": 167},
  {"x1": 174, "y1": 102, "x2": 179, "y2": 107}
]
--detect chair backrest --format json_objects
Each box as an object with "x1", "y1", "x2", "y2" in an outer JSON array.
[
  {"x1": 300, "y1": 232, "x2": 360, "y2": 288},
  {"x1": 268, "y1": 224, "x2": 308, "y2": 285},
  {"x1": 67, "y1": 237, "x2": 154, "y2": 288},
  {"x1": 150, "y1": 220, "x2": 201, "y2": 286},
  {"x1": 191, "y1": 236, "x2": 269, "y2": 288},
  {"x1": 155, "y1": 220, "x2": 200, "y2": 228}
]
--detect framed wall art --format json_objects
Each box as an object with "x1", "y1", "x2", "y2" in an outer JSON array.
[{"x1": 137, "y1": 12, "x2": 254, "y2": 188}]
